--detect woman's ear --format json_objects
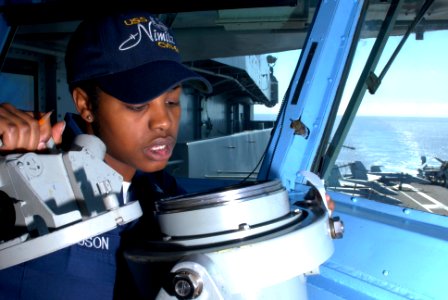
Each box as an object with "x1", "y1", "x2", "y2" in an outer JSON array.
[{"x1": 72, "y1": 87, "x2": 94, "y2": 123}]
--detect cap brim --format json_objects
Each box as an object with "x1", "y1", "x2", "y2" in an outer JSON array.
[{"x1": 96, "y1": 61, "x2": 212, "y2": 104}]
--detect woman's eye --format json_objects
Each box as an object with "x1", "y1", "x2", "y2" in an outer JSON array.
[
  {"x1": 127, "y1": 104, "x2": 146, "y2": 111},
  {"x1": 167, "y1": 100, "x2": 180, "y2": 106}
]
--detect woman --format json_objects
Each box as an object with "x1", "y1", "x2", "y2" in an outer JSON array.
[{"x1": 0, "y1": 11, "x2": 211, "y2": 300}]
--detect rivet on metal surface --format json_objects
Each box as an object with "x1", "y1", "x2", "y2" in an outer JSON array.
[{"x1": 239, "y1": 223, "x2": 250, "y2": 231}]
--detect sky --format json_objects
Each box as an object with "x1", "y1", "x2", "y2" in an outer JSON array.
[{"x1": 255, "y1": 30, "x2": 448, "y2": 118}]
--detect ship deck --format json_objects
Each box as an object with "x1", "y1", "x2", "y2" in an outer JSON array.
[{"x1": 328, "y1": 169, "x2": 448, "y2": 216}]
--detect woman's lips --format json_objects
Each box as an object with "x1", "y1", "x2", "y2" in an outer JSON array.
[{"x1": 143, "y1": 137, "x2": 175, "y2": 161}]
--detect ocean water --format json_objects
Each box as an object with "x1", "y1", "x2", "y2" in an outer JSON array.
[{"x1": 335, "y1": 116, "x2": 448, "y2": 176}]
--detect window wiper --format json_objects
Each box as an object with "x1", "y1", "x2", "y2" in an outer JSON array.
[{"x1": 367, "y1": 0, "x2": 434, "y2": 94}]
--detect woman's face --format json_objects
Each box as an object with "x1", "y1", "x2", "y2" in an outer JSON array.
[{"x1": 92, "y1": 86, "x2": 182, "y2": 181}]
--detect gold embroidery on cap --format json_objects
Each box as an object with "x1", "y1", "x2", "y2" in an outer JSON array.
[
  {"x1": 124, "y1": 17, "x2": 149, "y2": 26},
  {"x1": 157, "y1": 41, "x2": 179, "y2": 53}
]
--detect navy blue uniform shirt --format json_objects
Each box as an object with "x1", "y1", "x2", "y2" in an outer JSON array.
[{"x1": 0, "y1": 113, "x2": 185, "y2": 300}]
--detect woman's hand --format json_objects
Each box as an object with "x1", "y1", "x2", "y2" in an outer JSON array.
[
  {"x1": 0, "y1": 103, "x2": 65, "y2": 151},
  {"x1": 326, "y1": 194, "x2": 335, "y2": 213}
]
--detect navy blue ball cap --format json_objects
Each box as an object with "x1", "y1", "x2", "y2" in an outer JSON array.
[
  {"x1": 96, "y1": 60, "x2": 209, "y2": 104},
  {"x1": 65, "y1": 11, "x2": 212, "y2": 104}
]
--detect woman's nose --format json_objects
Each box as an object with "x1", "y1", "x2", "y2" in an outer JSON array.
[{"x1": 147, "y1": 98, "x2": 171, "y2": 131}]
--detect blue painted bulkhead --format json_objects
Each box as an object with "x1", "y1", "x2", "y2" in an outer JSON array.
[
  {"x1": 309, "y1": 192, "x2": 448, "y2": 300},
  {"x1": 257, "y1": 0, "x2": 448, "y2": 299}
]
